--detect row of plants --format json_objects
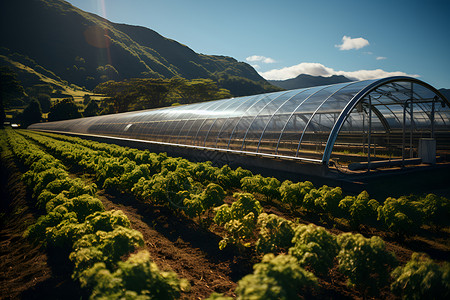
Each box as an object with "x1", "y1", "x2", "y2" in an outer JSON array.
[
  {"x1": 5, "y1": 130, "x2": 188, "y2": 299},
  {"x1": 209, "y1": 222, "x2": 450, "y2": 299},
  {"x1": 243, "y1": 174, "x2": 450, "y2": 236},
  {"x1": 32, "y1": 130, "x2": 450, "y2": 237},
  {"x1": 20, "y1": 130, "x2": 450, "y2": 299},
  {"x1": 20, "y1": 131, "x2": 254, "y2": 252}
]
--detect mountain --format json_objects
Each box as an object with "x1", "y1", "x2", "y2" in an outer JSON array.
[
  {"x1": 0, "y1": 48, "x2": 84, "y2": 95},
  {"x1": 0, "y1": 0, "x2": 279, "y2": 95},
  {"x1": 269, "y1": 74, "x2": 352, "y2": 90}
]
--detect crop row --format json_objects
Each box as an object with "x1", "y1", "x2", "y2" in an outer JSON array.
[
  {"x1": 19, "y1": 130, "x2": 450, "y2": 299},
  {"x1": 29, "y1": 130, "x2": 450, "y2": 236},
  {"x1": 5, "y1": 130, "x2": 188, "y2": 299}
]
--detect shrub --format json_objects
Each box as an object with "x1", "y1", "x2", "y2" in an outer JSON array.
[
  {"x1": 279, "y1": 180, "x2": 314, "y2": 208},
  {"x1": 339, "y1": 191, "x2": 380, "y2": 227},
  {"x1": 256, "y1": 213, "x2": 295, "y2": 254},
  {"x1": 391, "y1": 252, "x2": 450, "y2": 300},
  {"x1": 71, "y1": 226, "x2": 144, "y2": 269},
  {"x1": 183, "y1": 183, "x2": 226, "y2": 219},
  {"x1": 241, "y1": 175, "x2": 281, "y2": 201},
  {"x1": 421, "y1": 194, "x2": 450, "y2": 228},
  {"x1": 289, "y1": 224, "x2": 338, "y2": 276},
  {"x1": 78, "y1": 251, "x2": 188, "y2": 299},
  {"x1": 235, "y1": 253, "x2": 317, "y2": 300},
  {"x1": 337, "y1": 233, "x2": 398, "y2": 297},
  {"x1": 214, "y1": 193, "x2": 262, "y2": 250},
  {"x1": 378, "y1": 196, "x2": 425, "y2": 236}
]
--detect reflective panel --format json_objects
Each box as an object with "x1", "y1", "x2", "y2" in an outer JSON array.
[
  {"x1": 298, "y1": 81, "x2": 374, "y2": 158},
  {"x1": 28, "y1": 77, "x2": 450, "y2": 167},
  {"x1": 277, "y1": 84, "x2": 345, "y2": 158}
]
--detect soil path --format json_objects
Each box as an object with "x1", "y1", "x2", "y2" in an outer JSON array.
[
  {"x1": 96, "y1": 189, "x2": 244, "y2": 299},
  {"x1": 0, "y1": 148, "x2": 84, "y2": 299}
]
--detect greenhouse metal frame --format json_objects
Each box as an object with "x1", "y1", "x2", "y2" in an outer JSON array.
[{"x1": 29, "y1": 76, "x2": 450, "y2": 172}]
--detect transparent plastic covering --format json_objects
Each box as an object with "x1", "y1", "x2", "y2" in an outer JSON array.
[{"x1": 28, "y1": 76, "x2": 450, "y2": 164}]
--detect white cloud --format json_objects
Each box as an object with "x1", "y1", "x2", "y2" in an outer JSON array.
[
  {"x1": 246, "y1": 55, "x2": 276, "y2": 64},
  {"x1": 336, "y1": 35, "x2": 370, "y2": 50},
  {"x1": 251, "y1": 64, "x2": 260, "y2": 70},
  {"x1": 260, "y1": 63, "x2": 333, "y2": 80},
  {"x1": 376, "y1": 56, "x2": 387, "y2": 60},
  {"x1": 259, "y1": 62, "x2": 419, "y2": 81}
]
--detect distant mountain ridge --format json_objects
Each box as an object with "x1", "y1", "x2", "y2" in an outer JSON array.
[
  {"x1": 0, "y1": 0, "x2": 279, "y2": 95},
  {"x1": 269, "y1": 74, "x2": 353, "y2": 90}
]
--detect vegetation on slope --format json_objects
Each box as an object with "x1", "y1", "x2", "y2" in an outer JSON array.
[{"x1": 0, "y1": 0, "x2": 280, "y2": 96}]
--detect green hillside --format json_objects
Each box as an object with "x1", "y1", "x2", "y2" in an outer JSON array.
[{"x1": 0, "y1": 0, "x2": 279, "y2": 96}]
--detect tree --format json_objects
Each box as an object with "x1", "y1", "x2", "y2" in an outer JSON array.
[
  {"x1": 84, "y1": 100, "x2": 100, "y2": 117},
  {"x1": 171, "y1": 78, "x2": 231, "y2": 104},
  {"x1": 94, "y1": 77, "x2": 232, "y2": 113},
  {"x1": 37, "y1": 93, "x2": 52, "y2": 113},
  {"x1": 0, "y1": 66, "x2": 25, "y2": 127},
  {"x1": 48, "y1": 98, "x2": 82, "y2": 121},
  {"x1": 94, "y1": 80, "x2": 138, "y2": 113},
  {"x1": 133, "y1": 78, "x2": 170, "y2": 109},
  {"x1": 83, "y1": 94, "x2": 92, "y2": 105},
  {"x1": 26, "y1": 84, "x2": 52, "y2": 98},
  {"x1": 20, "y1": 98, "x2": 42, "y2": 128}
]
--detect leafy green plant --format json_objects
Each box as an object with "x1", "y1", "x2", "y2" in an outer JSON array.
[
  {"x1": 78, "y1": 250, "x2": 188, "y2": 299},
  {"x1": 214, "y1": 165, "x2": 252, "y2": 189},
  {"x1": 314, "y1": 186, "x2": 343, "y2": 216},
  {"x1": 235, "y1": 253, "x2": 317, "y2": 300},
  {"x1": 25, "y1": 210, "x2": 78, "y2": 243},
  {"x1": 391, "y1": 252, "x2": 450, "y2": 300},
  {"x1": 377, "y1": 195, "x2": 425, "y2": 236},
  {"x1": 421, "y1": 193, "x2": 450, "y2": 228},
  {"x1": 339, "y1": 191, "x2": 380, "y2": 228},
  {"x1": 84, "y1": 210, "x2": 131, "y2": 232},
  {"x1": 349, "y1": 191, "x2": 380, "y2": 227},
  {"x1": 279, "y1": 180, "x2": 314, "y2": 209},
  {"x1": 241, "y1": 175, "x2": 281, "y2": 201},
  {"x1": 183, "y1": 183, "x2": 226, "y2": 219},
  {"x1": 256, "y1": 213, "x2": 295, "y2": 254},
  {"x1": 45, "y1": 194, "x2": 104, "y2": 222},
  {"x1": 337, "y1": 233, "x2": 398, "y2": 297},
  {"x1": 45, "y1": 219, "x2": 87, "y2": 250},
  {"x1": 117, "y1": 250, "x2": 189, "y2": 299},
  {"x1": 289, "y1": 223, "x2": 338, "y2": 276},
  {"x1": 302, "y1": 185, "x2": 343, "y2": 218},
  {"x1": 70, "y1": 226, "x2": 144, "y2": 273},
  {"x1": 214, "y1": 193, "x2": 262, "y2": 250},
  {"x1": 132, "y1": 168, "x2": 193, "y2": 207}
]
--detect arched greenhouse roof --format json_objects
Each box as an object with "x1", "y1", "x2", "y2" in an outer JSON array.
[{"x1": 29, "y1": 76, "x2": 450, "y2": 165}]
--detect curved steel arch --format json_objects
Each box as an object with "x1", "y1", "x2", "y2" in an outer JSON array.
[{"x1": 321, "y1": 76, "x2": 450, "y2": 165}]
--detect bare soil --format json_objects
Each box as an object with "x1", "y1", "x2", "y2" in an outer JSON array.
[
  {"x1": 0, "y1": 150, "x2": 86, "y2": 300},
  {"x1": 97, "y1": 190, "x2": 243, "y2": 299}
]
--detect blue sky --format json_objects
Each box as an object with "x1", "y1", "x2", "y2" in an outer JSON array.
[{"x1": 66, "y1": 0, "x2": 450, "y2": 88}]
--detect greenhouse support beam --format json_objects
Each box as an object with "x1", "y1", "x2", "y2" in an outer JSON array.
[{"x1": 368, "y1": 96, "x2": 372, "y2": 170}]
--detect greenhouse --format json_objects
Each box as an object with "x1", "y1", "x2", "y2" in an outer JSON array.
[{"x1": 29, "y1": 76, "x2": 450, "y2": 174}]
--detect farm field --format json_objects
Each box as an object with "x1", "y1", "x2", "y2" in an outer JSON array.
[{"x1": 1, "y1": 129, "x2": 449, "y2": 299}]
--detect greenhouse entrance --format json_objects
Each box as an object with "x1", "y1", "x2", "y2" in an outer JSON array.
[{"x1": 328, "y1": 80, "x2": 449, "y2": 173}]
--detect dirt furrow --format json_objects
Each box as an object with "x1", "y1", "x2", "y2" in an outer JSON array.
[{"x1": 96, "y1": 190, "x2": 242, "y2": 299}]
